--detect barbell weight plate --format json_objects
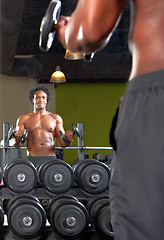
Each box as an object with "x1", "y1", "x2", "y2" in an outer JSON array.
[
  {"x1": 7, "y1": 197, "x2": 46, "y2": 239},
  {"x1": 48, "y1": 195, "x2": 89, "y2": 239},
  {"x1": 39, "y1": 0, "x2": 61, "y2": 52},
  {"x1": 74, "y1": 159, "x2": 110, "y2": 194},
  {"x1": 3, "y1": 159, "x2": 37, "y2": 193},
  {"x1": 38, "y1": 159, "x2": 74, "y2": 194}
]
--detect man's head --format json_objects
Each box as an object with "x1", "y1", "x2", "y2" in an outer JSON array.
[{"x1": 29, "y1": 87, "x2": 50, "y2": 103}]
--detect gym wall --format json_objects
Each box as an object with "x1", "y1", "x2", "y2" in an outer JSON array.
[
  {"x1": 56, "y1": 82, "x2": 126, "y2": 164},
  {"x1": 0, "y1": 75, "x2": 56, "y2": 139},
  {"x1": 0, "y1": 75, "x2": 126, "y2": 164}
]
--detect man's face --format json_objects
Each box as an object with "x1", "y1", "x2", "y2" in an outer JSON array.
[{"x1": 33, "y1": 90, "x2": 48, "y2": 110}]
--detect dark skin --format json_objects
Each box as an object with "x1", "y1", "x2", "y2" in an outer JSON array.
[
  {"x1": 14, "y1": 90, "x2": 74, "y2": 156},
  {"x1": 54, "y1": 0, "x2": 164, "y2": 80}
]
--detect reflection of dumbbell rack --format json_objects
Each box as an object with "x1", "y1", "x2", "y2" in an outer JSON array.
[{"x1": 0, "y1": 122, "x2": 114, "y2": 240}]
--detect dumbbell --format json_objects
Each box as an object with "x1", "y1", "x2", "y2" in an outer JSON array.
[
  {"x1": 8, "y1": 125, "x2": 28, "y2": 144},
  {"x1": 38, "y1": 158, "x2": 74, "y2": 194},
  {"x1": 92, "y1": 152, "x2": 106, "y2": 162},
  {"x1": 71, "y1": 123, "x2": 81, "y2": 137},
  {"x1": 73, "y1": 158, "x2": 110, "y2": 195},
  {"x1": 3, "y1": 158, "x2": 37, "y2": 193},
  {"x1": 7, "y1": 194, "x2": 46, "y2": 239},
  {"x1": 47, "y1": 194, "x2": 89, "y2": 239},
  {"x1": 59, "y1": 123, "x2": 80, "y2": 144},
  {"x1": 87, "y1": 196, "x2": 114, "y2": 238},
  {"x1": 39, "y1": 0, "x2": 94, "y2": 61}
]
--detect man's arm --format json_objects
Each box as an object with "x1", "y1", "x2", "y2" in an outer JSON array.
[
  {"x1": 55, "y1": 0, "x2": 125, "y2": 54},
  {"x1": 14, "y1": 115, "x2": 26, "y2": 148},
  {"x1": 55, "y1": 115, "x2": 74, "y2": 148}
]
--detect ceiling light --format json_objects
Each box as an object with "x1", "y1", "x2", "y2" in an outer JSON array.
[
  {"x1": 50, "y1": 66, "x2": 66, "y2": 83},
  {"x1": 64, "y1": 49, "x2": 84, "y2": 60}
]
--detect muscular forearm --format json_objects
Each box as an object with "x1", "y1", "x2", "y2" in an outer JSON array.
[
  {"x1": 55, "y1": 15, "x2": 111, "y2": 54},
  {"x1": 14, "y1": 130, "x2": 23, "y2": 148},
  {"x1": 57, "y1": 129, "x2": 74, "y2": 148}
]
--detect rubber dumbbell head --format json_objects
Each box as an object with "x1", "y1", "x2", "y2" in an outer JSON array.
[
  {"x1": 7, "y1": 195, "x2": 46, "y2": 239},
  {"x1": 38, "y1": 159, "x2": 74, "y2": 194},
  {"x1": 3, "y1": 158, "x2": 37, "y2": 193},
  {"x1": 47, "y1": 194, "x2": 89, "y2": 239}
]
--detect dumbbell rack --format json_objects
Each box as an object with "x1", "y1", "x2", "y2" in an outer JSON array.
[
  {"x1": 0, "y1": 185, "x2": 112, "y2": 240},
  {"x1": 0, "y1": 122, "x2": 113, "y2": 240}
]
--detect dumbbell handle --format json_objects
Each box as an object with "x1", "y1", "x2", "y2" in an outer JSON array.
[{"x1": 59, "y1": 131, "x2": 70, "y2": 145}]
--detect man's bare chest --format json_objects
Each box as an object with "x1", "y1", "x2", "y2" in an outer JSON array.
[{"x1": 25, "y1": 115, "x2": 56, "y2": 132}]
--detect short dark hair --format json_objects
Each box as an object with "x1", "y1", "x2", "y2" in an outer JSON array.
[{"x1": 29, "y1": 86, "x2": 50, "y2": 103}]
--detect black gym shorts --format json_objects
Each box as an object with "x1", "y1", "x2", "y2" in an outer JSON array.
[
  {"x1": 109, "y1": 69, "x2": 164, "y2": 240},
  {"x1": 27, "y1": 156, "x2": 57, "y2": 168}
]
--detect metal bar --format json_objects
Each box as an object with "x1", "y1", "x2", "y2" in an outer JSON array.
[
  {"x1": 77, "y1": 123, "x2": 85, "y2": 160},
  {"x1": 2, "y1": 123, "x2": 10, "y2": 171},
  {"x1": 0, "y1": 146, "x2": 113, "y2": 150}
]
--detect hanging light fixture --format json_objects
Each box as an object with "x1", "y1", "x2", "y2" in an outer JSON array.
[
  {"x1": 50, "y1": 66, "x2": 66, "y2": 83},
  {"x1": 64, "y1": 49, "x2": 84, "y2": 60}
]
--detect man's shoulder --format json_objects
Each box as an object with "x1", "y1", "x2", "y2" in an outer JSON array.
[
  {"x1": 19, "y1": 112, "x2": 33, "y2": 120},
  {"x1": 47, "y1": 112, "x2": 63, "y2": 121}
]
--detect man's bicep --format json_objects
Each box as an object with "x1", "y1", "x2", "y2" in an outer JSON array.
[
  {"x1": 15, "y1": 116, "x2": 25, "y2": 132},
  {"x1": 55, "y1": 115, "x2": 65, "y2": 134}
]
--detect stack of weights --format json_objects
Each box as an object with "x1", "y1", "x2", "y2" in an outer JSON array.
[
  {"x1": 2, "y1": 155, "x2": 114, "y2": 239},
  {"x1": 71, "y1": 154, "x2": 114, "y2": 238}
]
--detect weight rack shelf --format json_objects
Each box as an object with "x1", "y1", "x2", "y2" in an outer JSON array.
[{"x1": 1, "y1": 225, "x2": 113, "y2": 240}]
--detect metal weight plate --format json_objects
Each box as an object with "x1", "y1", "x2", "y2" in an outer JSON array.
[
  {"x1": 8, "y1": 125, "x2": 15, "y2": 140},
  {"x1": 7, "y1": 196, "x2": 46, "y2": 239},
  {"x1": 48, "y1": 195, "x2": 89, "y2": 239},
  {"x1": 39, "y1": 0, "x2": 61, "y2": 52},
  {"x1": 38, "y1": 159, "x2": 74, "y2": 194},
  {"x1": 71, "y1": 123, "x2": 80, "y2": 137},
  {"x1": 89, "y1": 196, "x2": 114, "y2": 237},
  {"x1": 74, "y1": 159, "x2": 110, "y2": 194},
  {"x1": 20, "y1": 129, "x2": 28, "y2": 144},
  {"x1": 3, "y1": 159, "x2": 37, "y2": 193}
]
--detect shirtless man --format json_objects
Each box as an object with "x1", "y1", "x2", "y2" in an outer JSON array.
[
  {"x1": 53, "y1": 0, "x2": 164, "y2": 239},
  {"x1": 14, "y1": 86, "x2": 74, "y2": 166}
]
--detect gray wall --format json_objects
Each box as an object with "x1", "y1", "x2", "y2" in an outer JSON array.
[{"x1": 0, "y1": 75, "x2": 56, "y2": 140}]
